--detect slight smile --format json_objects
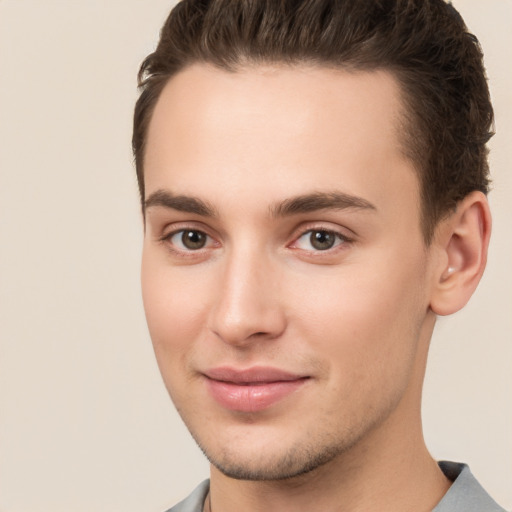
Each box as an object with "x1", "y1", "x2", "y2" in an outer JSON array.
[{"x1": 203, "y1": 367, "x2": 310, "y2": 413}]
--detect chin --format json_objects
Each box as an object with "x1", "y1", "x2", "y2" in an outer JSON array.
[{"x1": 189, "y1": 422, "x2": 360, "y2": 482}]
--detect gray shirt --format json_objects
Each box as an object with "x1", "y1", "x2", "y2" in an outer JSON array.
[{"x1": 166, "y1": 461, "x2": 506, "y2": 512}]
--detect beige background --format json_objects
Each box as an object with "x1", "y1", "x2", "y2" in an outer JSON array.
[{"x1": 0, "y1": 1, "x2": 510, "y2": 511}]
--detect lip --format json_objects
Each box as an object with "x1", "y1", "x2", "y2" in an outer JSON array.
[{"x1": 203, "y1": 366, "x2": 309, "y2": 413}]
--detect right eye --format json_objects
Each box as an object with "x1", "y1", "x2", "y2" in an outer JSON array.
[{"x1": 164, "y1": 229, "x2": 213, "y2": 251}]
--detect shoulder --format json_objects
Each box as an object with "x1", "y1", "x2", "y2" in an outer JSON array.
[
  {"x1": 434, "y1": 461, "x2": 507, "y2": 512},
  {"x1": 163, "y1": 480, "x2": 210, "y2": 512}
]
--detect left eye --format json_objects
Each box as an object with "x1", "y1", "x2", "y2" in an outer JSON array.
[
  {"x1": 294, "y1": 230, "x2": 346, "y2": 251},
  {"x1": 167, "y1": 229, "x2": 211, "y2": 250}
]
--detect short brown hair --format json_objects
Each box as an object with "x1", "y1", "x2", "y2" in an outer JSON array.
[{"x1": 133, "y1": 0, "x2": 494, "y2": 242}]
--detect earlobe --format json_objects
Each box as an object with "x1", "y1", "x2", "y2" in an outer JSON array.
[{"x1": 430, "y1": 191, "x2": 492, "y2": 316}]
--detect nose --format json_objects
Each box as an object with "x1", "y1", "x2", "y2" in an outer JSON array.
[{"x1": 207, "y1": 248, "x2": 286, "y2": 347}]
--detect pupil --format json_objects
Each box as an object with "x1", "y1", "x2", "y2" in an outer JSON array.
[
  {"x1": 310, "y1": 231, "x2": 335, "y2": 250},
  {"x1": 182, "y1": 230, "x2": 206, "y2": 250}
]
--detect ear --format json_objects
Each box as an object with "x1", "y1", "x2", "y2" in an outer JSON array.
[{"x1": 429, "y1": 191, "x2": 492, "y2": 316}]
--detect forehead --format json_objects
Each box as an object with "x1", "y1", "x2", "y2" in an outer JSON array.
[{"x1": 144, "y1": 63, "x2": 419, "y2": 222}]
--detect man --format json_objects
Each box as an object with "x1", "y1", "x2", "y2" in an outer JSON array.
[{"x1": 133, "y1": 1, "x2": 505, "y2": 511}]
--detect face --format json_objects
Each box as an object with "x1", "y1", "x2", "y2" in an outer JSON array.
[{"x1": 141, "y1": 64, "x2": 437, "y2": 480}]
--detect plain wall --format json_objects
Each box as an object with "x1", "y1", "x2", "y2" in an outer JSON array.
[{"x1": 0, "y1": 1, "x2": 510, "y2": 511}]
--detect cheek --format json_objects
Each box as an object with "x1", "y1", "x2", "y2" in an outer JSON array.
[
  {"x1": 141, "y1": 253, "x2": 218, "y2": 413},
  {"x1": 141, "y1": 250, "x2": 209, "y2": 365},
  {"x1": 289, "y1": 252, "x2": 427, "y2": 383}
]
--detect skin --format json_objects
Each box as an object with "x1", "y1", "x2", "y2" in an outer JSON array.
[{"x1": 141, "y1": 64, "x2": 490, "y2": 512}]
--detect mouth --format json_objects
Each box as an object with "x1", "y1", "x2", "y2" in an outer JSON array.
[{"x1": 203, "y1": 366, "x2": 310, "y2": 413}]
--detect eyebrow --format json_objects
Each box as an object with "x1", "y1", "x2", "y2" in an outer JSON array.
[
  {"x1": 144, "y1": 189, "x2": 376, "y2": 218},
  {"x1": 270, "y1": 191, "x2": 376, "y2": 217},
  {"x1": 144, "y1": 189, "x2": 217, "y2": 217}
]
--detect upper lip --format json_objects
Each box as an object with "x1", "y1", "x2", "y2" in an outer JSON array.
[{"x1": 203, "y1": 366, "x2": 307, "y2": 384}]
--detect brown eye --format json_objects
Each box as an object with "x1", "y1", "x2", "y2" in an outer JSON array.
[
  {"x1": 309, "y1": 230, "x2": 337, "y2": 250},
  {"x1": 181, "y1": 230, "x2": 207, "y2": 250},
  {"x1": 166, "y1": 229, "x2": 210, "y2": 251},
  {"x1": 293, "y1": 229, "x2": 348, "y2": 252}
]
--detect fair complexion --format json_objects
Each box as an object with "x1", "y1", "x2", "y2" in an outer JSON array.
[{"x1": 141, "y1": 64, "x2": 490, "y2": 512}]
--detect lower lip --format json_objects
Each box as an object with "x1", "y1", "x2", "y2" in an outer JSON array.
[{"x1": 205, "y1": 378, "x2": 308, "y2": 412}]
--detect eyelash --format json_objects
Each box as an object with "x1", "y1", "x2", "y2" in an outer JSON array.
[{"x1": 159, "y1": 226, "x2": 353, "y2": 257}]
